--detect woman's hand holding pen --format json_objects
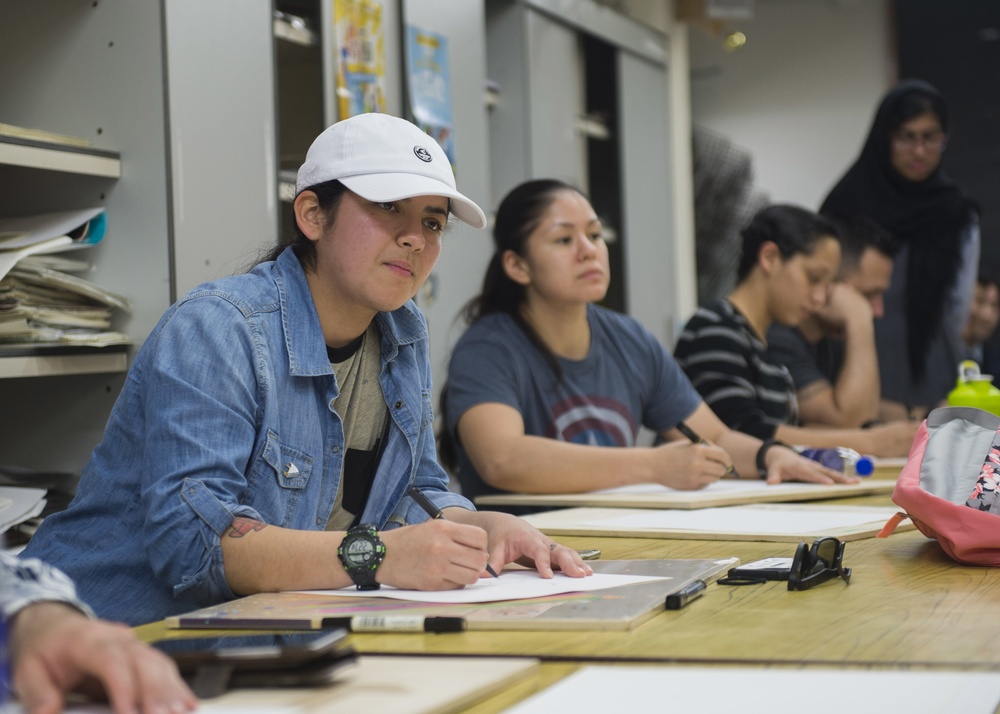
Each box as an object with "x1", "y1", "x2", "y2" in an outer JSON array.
[
  {"x1": 650, "y1": 441, "x2": 732, "y2": 489},
  {"x1": 378, "y1": 519, "x2": 492, "y2": 590},
  {"x1": 651, "y1": 424, "x2": 735, "y2": 490}
]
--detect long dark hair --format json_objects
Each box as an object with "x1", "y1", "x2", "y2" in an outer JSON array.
[
  {"x1": 438, "y1": 178, "x2": 583, "y2": 471},
  {"x1": 256, "y1": 180, "x2": 349, "y2": 269},
  {"x1": 736, "y1": 204, "x2": 840, "y2": 283}
]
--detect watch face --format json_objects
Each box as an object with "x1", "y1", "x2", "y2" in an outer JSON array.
[{"x1": 346, "y1": 538, "x2": 375, "y2": 566}]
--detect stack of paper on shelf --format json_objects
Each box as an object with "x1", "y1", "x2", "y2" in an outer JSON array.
[
  {"x1": 0, "y1": 486, "x2": 47, "y2": 535},
  {"x1": 0, "y1": 208, "x2": 109, "y2": 280},
  {"x1": 0, "y1": 464, "x2": 79, "y2": 547},
  {"x1": 0, "y1": 254, "x2": 131, "y2": 348}
]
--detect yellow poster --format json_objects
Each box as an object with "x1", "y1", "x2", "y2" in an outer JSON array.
[{"x1": 333, "y1": 0, "x2": 386, "y2": 119}]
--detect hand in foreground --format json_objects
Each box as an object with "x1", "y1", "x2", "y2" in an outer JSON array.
[
  {"x1": 9, "y1": 602, "x2": 197, "y2": 714},
  {"x1": 378, "y1": 517, "x2": 491, "y2": 591},
  {"x1": 651, "y1": 439, "x2": 734, "y2": 490},
  {"x1": 449, "y1": 509, "x2": 593, "y2": 579},
  {"x1": 764, "y1": 445, "x2": 859, "y2": 486}
]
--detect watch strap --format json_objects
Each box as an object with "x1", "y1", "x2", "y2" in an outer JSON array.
[{"x1": 755, "y1": 438, "x2": 791, "y2": 479}]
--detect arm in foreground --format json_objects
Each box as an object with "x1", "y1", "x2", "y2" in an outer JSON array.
[{"x1": 9, "y1": 601, "x2": 196, "y2": 714}]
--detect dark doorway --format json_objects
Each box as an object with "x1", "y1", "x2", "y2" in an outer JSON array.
[
  {"x1": 895, "y1": 1, "x2": 1000, "y2": 273},
  {"x1": 582, "y1": 33, "x2": 626, "y2": 313}
]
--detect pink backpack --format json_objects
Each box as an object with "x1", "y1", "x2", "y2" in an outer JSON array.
[{"x1": 879, "y1": 407, "x2": 1000, "y2": 566}]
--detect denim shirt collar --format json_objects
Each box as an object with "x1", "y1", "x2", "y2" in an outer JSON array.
[{"x1": 274, "y1": 247, "x2": 427, "y2": 376}]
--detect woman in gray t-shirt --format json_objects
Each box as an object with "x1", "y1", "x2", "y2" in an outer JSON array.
[{"x1": 440, "y1": 180, "x2": 850, "y2": 504}]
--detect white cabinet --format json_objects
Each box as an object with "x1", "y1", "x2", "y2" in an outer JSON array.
[{"x1": 0, "y1": 0, "x2": 297, "y2": 473}]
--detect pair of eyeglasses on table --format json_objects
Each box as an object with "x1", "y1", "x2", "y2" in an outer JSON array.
[{"x1": 788, "y1": 536, "x2": 852, "y2": 591}]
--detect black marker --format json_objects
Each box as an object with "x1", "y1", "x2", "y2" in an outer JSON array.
[
  {"x1": 665, "y1": 579, "x2": 707, "y2": 610},
  {"x1": 406, "y1": 486, "x2": 500, "y2": 578},
  {"x1": 325, "y1": 615, "x2": 466, "y2": 633}
]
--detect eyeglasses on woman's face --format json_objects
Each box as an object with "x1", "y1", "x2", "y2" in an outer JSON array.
[{"x1": 891, "y1": 128, "x2": 948, "y2": 153}]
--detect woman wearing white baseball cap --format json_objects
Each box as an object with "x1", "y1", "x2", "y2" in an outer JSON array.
[{"x1": 21, "y1": 113, "x2": 590, "y2": 627}]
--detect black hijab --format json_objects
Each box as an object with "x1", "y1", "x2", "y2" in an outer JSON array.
[{"x1": 821, "y1": 79, "x2": 978, "y2": 382}]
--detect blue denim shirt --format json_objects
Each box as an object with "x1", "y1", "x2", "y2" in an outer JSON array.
[{"x1": 22, "y1": 247, "x2": 472, "y2": 626}]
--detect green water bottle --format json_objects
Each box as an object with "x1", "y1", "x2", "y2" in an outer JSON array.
[{"x1": 946, "y1": 360, "x2": 1000, "y2": 416}]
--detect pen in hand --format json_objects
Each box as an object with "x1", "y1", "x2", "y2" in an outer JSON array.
[
  {"x1": 677, "y1": 421, "x2": 734, "y2": 476},
  {"x1": 676, "y1": 421, "x2": 707, "y2": 445},
  {"x1": 406, "y1": 486, "x2": 500, "y2": 578}
]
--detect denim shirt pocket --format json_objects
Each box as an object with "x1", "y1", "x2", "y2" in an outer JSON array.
[
  {"x1": 258, "y1": 430, "x2": 314, "y2": 491},
  {"x1": 252, "y1": 431, "x2": 316, "y2": 527}
]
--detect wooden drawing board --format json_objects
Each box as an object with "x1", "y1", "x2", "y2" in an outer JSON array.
[
  {"x1": 519, "y1": 503, "x2": 915, "y2": 542},
  {"x1": 166, "y1": 558, "x2": 737, "y2": 632},
  {"x1": 870, "y1": 456, "x2": 907, "y2": 480},
  {"x1": 475, "y1": 478, "x2": 895, "y2": 511},
  {"x1": 196, "y1": 655, "x2": 539, "y2": 714}
]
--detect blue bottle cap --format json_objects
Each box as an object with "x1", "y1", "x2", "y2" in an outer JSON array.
[{"x1": 855, "y1": 456, "x2": 874, "y2": 477}]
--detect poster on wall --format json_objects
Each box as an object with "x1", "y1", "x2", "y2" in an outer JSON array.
[
  {"x1": 333, "y1": 0, "x2": 386, "y2": 119},
  {"x1": 405, "y1": 25, "x2": 455, "y2": 167}
]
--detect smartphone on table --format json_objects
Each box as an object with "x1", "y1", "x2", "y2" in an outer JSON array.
[{"x1": 151, "y1": 628, "x2": 355, "y2": 697}]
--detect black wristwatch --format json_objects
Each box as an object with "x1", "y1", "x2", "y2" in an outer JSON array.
[
  {"x1": 755, "y1": 438, "x2": 791, "y2": 479},
  {"x1": 337, "y1": 524, "x2": 386, "y2": 590}
]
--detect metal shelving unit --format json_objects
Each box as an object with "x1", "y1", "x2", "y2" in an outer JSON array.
[{"x1": 0, "y1": 136, "x2": 127, "y2": 378}]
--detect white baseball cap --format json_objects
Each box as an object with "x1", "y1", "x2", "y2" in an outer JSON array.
[{"x1": 295, "y1": 113, "x2": 487, "y2": 229}]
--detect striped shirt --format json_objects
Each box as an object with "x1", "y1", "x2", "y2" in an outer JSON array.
[
  {"x1": 1, "y1": 552, "x2": 92, "y2": 620},
  {"x1": 674, "y1": 299, "x2": 798, "y2": 439}
]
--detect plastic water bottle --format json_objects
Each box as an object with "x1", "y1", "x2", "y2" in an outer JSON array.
[{"x1": 795, "y1": 446, "x2": 874, "y2": 477}]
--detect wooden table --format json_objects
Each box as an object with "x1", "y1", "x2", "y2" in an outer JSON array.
[
  {"x1": 139, "y1": 491, "x2": 1000, "y2": 712},
  {"x1": 342, "y1": 528, "x2": 998, "y2": 668},
  {"x1": 302, "y1": 492, "x2": 992, "y2": 669}
]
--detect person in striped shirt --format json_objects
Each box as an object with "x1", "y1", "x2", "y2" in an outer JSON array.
[{"x1": 674, "y1": 204, "x2": 917, "y2": 458}]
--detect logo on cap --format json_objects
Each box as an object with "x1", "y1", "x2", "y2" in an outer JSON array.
[{"x1": 413, "y1": 146, "x2": 433, "y2": 163}]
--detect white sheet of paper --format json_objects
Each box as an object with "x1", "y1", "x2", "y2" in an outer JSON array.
[
  {"x1": 582, "y1": 506, "x2": 900, "y2": 535},
  {"x1": 0, "y1": 235, "x2": 73, "y2": 281},
  {"x1": 0, "y1": 486, "x2": 47, "y2": 534},
  {"x1": 592, "y1": 480, "x2": 847, "y2": 496},
  {"x1": 0, "y1": 208, "x2": 104, "y2": 250},
  {"x1": 502, "y1": 666, "x2": 1000, "y2": 714},
  {"x1": 296, "y1": 571, "x2": 665, "y2": 603}
]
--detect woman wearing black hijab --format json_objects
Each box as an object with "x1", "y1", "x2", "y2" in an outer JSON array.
[{"x1": 821, "y1": 79, "x2": 980, "y2": 418}]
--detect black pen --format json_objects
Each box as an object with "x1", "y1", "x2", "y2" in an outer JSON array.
[
  {"x1": 406, "y1": 486, "x2": 500, "y2": 578},
  {"x1": 665, "y1": 579, "x2": 707, "y2": 610},
  {"x1": 324, "y1": 614, "x2": 465, "y2": 633},
  {"x1": 677, "y1": 422, "x2": 734, "y2": 475},
  {"x1": 677, "y1": 421, "x2": 707, "y2": 444}
]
